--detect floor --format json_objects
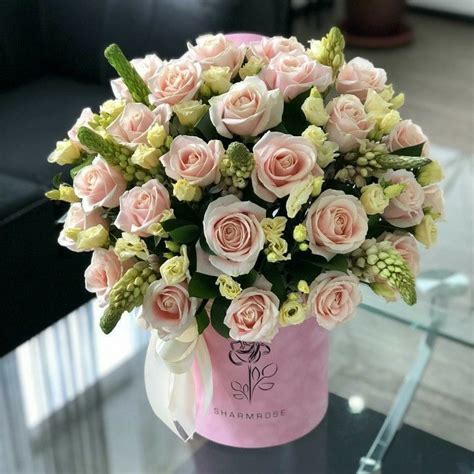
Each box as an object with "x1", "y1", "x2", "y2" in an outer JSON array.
[{"x1": 293, "y1": 9, "x2": 474, "y2": 451}]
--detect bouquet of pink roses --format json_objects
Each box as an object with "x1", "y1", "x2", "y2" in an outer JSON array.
[{"x1": 46, "y1": 29, "x2": 444, "y2": 443}]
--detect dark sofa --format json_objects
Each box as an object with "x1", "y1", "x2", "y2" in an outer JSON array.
[{"x1": 0, "y1": 0, "x2": 290, "y2": 356}]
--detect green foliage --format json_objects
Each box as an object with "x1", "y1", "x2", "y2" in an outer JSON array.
[
  {"x1": 210, "y1": 296, "x2": 231, "y2": 338},
  {"x1": 188, "y1": 272, "x2": 219, "y2": 299}
]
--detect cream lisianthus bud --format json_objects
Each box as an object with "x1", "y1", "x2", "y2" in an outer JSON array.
[
  {"x1": 45, "y1": 184, "x2": 80, "y2": 203},
  {"x1": 293, "y1": 224, "x2": 307, "y2": 243},
  {"x1": 115, "y1": 232, "x2": 149, "y2": 261},
  {"x1": 216, "y1": 274, "x2": 242, "y2": 300},
  {"x1": 147, "y1": 209, "x2": 175, "y2": 238},
  {"x1": 63, "y1": 227, "x2": 81, "y2": 241},
  {"x1": 360, "y1": 183, "x2": 389, "y2": 215},
  {"x1": 261, "y1": 216, "x2": 287, "y2": 241},
  {"x1": 165, "y1": 240, "x2": 181, "y2": 253},
  {"x1": 239, "y1": 56, "x2": 264, "y2": 80},
  {"x1": 301, "y1": 95, "x2": 328, "y2": 126},
  {"x1": 417, "y1": 160, "x2": 444, "y2": 186},
  {"x1": 76, "y1": 224, "x2": 109, "y2": 251},
  {"x1": 47, "y1": 140, "x2": 81, "y2": 165},
  {"x1": 130, "y1": 143, "x2": 161, "y2": 170},
  {"x1": 147, "y1": 124, "x2": 167, "y2": 148},
  {"x1": 302, "y1": 125, "x2": 326, "y2": 148},
  {"x1": 279, "y1": 299, "x2": 306, "y2": 327},
  {"x1": 173, "y1": 179, "x2": 202, "y2": 202},
  {"x1": 202, "y1": 66, "x2": 232, "y2": 95},
  {"x1": 414, "y1": 214, "x2": 437, "y2": 248},
  {"x1": 286, "y1": 176, "x2": 315, "y2": 218},
  {"x1": 380, "y1": 109, "x2": 401, "y2": 134},
  {"x1": 172, "y1": 100, "x2": 209, "y2": 128},
  {"x1": 383, "y1": 183, "x2": 405, "y2": 199},
  {"x1": 297, "y1": 280, "x2": 310, "y2": 294},
  {"x1": 370, "y1": 281, "x2": 398, "y2": 302},
  {"x1": 312, "y1": 176, "x2": 324, "y2": 197},
  {"x1": 266, "y1": 236, "x2": 290, "y2": 262},
  {"x1": 100, "y1": 99, "x2": 125, "y2": 119},
  {"x1": 159, "y1": 245, "x2": 189, "y2": 284}
]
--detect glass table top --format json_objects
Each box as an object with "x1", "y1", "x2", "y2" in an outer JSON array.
[{"x1": 1, "y1": 144, "x2": 473, "y2": 473}]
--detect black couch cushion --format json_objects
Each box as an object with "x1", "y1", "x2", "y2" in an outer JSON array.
[{"x1": 0, "y1": 75, "x2": 109, "y2": 188}]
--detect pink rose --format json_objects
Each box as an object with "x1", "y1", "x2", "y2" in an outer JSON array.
[
  {"x1": 326, "y1": 94, "x2": 374, "y2": 152},
  {"x1": 209, "y1": 76, "x2": 284, "y2": 138},
  {"x1": 73, "y1": 156, "x2": 127, "y2": 212},
  {"x1": 148, "y1": 59, "x2": 202, "y2": 106},
  {"x1": 58, "y1": 203, "x2": 108, "y2": 252},
  {"x1": 308, "y1": 271, "x2": 362, "y2": 330},
  {"x1": 106, "y1": 102, "x2": 172, "y2": 149},
  {"x1": 114, "y1": 179, "x2": 171, "y2": 237},
  {"x1": 305, "y1": 189, "x2": 368, "y2": 260},
  {"x1": 251, "y1": 131, "x2": 323, "y2": 202},
  {"x1": 224, "y1": 288, "x2": 279, "y2": 342},
  {"x1": 84, "y1": 248, "x2": 132, "y2": 306},
  {"x1": 261, "y1": 53, "x2": 333, "y2": 101},
  {"x1": 423, "y1": 184, "x2": 444, "y2": 220},
  {"x1": 336, "y1": 57, "x2": 387, "y2": 100},
  {"x1": 111, "y1": 54, "x2": 163, "y2": 101},
  {"x1": 142, "y1": 280, "x2": 199, "y2": 340},
  {"x1": 68, "y1": 108, "x2": 93, "y2": 150},
  {"x1": 160, "y1": 136, "x2": 223, "y2": 186},
  {"x1": 247, "y1": 36, "x2": 305, "y2": 63},
  {"x1": 202, "y1": 195, "x2": 265, "y2": 276},
  {"x1": 387, "y1": 119, "x2": 430, "y2": 156},
  {"x1": 378, "y1": 231, "x2": 420, "y2": 276},
  {"x1": 186, "y1": 34, "x2": 245, "y2": 77},
  {"x1": 382, "y1": 169, "x2": 424, "y2": 228}
]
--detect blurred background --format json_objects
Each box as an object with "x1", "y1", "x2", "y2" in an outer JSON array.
[{"x1": 0, "y1": 0, "x2": 473, "y2": 472}]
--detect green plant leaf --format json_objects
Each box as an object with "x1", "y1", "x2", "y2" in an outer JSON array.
[
  {"x1": 199, "y1": 233, "x2": 216, "y2": 255},
  {"x1": 188, "y1": 272, "x2": 219, "y2": 299},
  {"x1": 170, "y1": 199, "x2": 200, "y2": 223},
  {"x1": 195, "y1": 112, "x2": 220, "y2": 141},
  {"x1": 70, "y1": 155, "x2": 94, "y2": 179},
  {"x1": 281, "y1": 89, "x2": 311, "y2": 135},
  {"x1": 52, "y1": 172, "x2": 62, "y2": 188},
  {"x1": 196, "y1": 306, "x2": 210, "y2": 334},
  {"x1": 261, "y1": 262, "x2": 286, "y2": 302},
  {"x1": 168, "y1": 224, "x2": 200, "y2": 244},
  {"x1": 210, "y1": 296, "x2": 230, "y2": 338},
  {"x1": 391, "y1": 142, "x2": 425, "y2": 157},
  {"x1": 187, "y1": 243, "x2": 197, "y2": 274},
  {"x1": 235, "y1": 270, "x2": 258, "y2": 289},
  {"x1": 160, "y1": 218, "x2": 192, "y2": 232},
  {"x1": 306, "y1": 253, "x2": 348, "y2": 272}
]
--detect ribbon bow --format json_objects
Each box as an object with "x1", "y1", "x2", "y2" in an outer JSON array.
[{"x1": 144, "y1": 321, "x2": 213, "y2": 440}]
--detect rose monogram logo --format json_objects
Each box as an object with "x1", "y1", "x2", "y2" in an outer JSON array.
[{"x1": 228, "y1": 341, "x2": 278, "y2": 403}]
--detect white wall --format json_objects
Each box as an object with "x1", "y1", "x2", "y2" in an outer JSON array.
[{"x1": 408, "y1": 0, "x2": 474, "y2": 17}]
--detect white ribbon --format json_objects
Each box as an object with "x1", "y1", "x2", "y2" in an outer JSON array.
[{"x1": 144, "y1": 321, "x2": 213, "y2": 440}]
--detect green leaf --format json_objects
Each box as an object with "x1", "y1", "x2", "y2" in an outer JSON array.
[
  {"x1": 282, "y1": 89, "x2": 311, "y2": 135},
  {"x1": 391, "y1": 142, "x2": 425, "y2": 157},
  {"x1": 261, "y1": 262, "x2": 286, "y2": 302},
  {"x1": 70, "y1": 155, "x2": 94, "y2": 179},
  {"x1": 199, "y1": 233, "x2": 216, "y2": 256},
  {"x1": 210, "y1": 296, "x2": 231, "y2": 338},
  {"x1": 321, "y1": 254, "x2": 349, "y2": 272},
  {"x1": 288, "y1": 260, "x2": 322, "y2": 283},
  {"x1": 195, "y1": 112, "x2": 219, "y2": 141},
  {"x1": 160, "y1": 218, "x2": 193, "y2": 232},
  {"x1": 235, "y1": 270, "x2": 258, "y2": 289},
  {"x1": 52, "y1": 172, "x2": 62, "y2": 188},
  {"x1": 187, "y1": 244, "x2": 197, "y2": 274},
  {"x1": 168, "y1": 224, "x2": 200, "y2": 244},
  {"x1": 196, "y1": 306, "x2": 210, "y2": 334},
  {"x1": 170, "y1": 199, "x2": 200, "y2": 223},
  {"x1": 188, "y1": 272, "x2": 218, "y2": 299}
]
